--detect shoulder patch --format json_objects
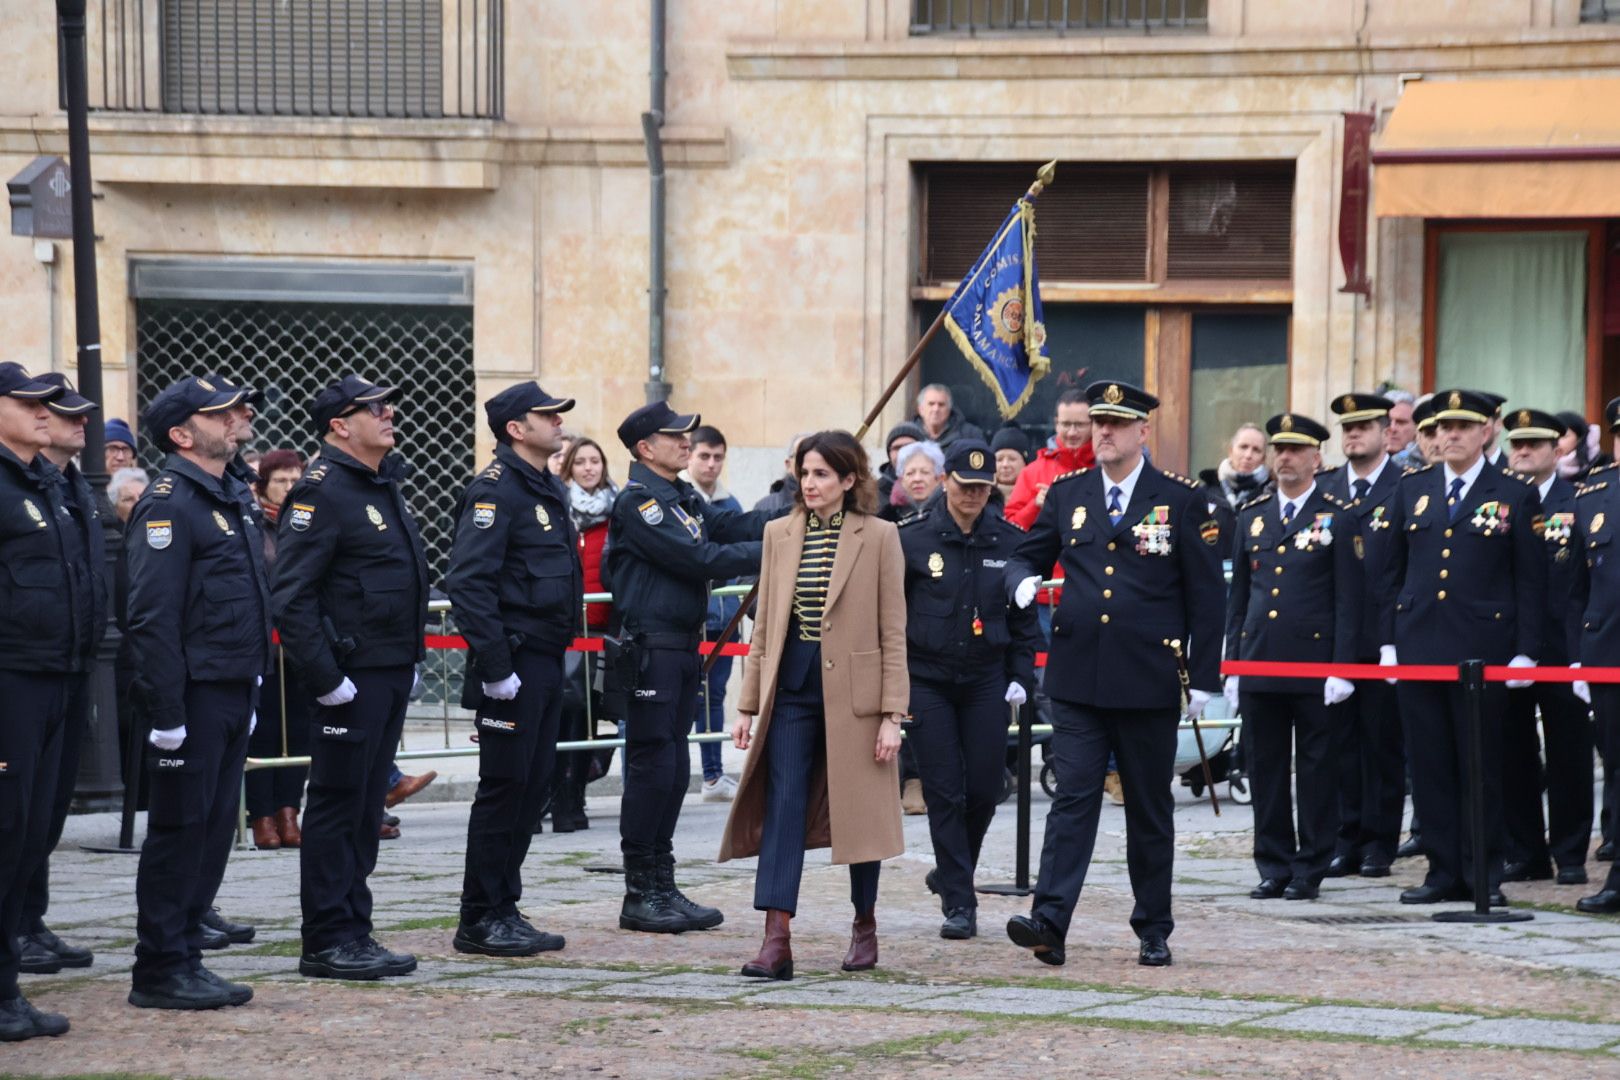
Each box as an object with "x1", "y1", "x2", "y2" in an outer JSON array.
[
  {"x1": 1502, "y1": 466, "x2": 1534, "y2": 484},
  {"x1": 1315, "y1": 464, "x2": 1342, "y2": 477},
  {"x1": 1160, "y1": 469, "x2": 1202, "y2": 491},
  {"x1": 1404, "y1": 463, "x2": 1435, "y2": 475},
  {"x1": 1239, "y1": 492, "x2": 1272, "y2": 511},
  {"x1": 1050, "y1": 467, "x2": 1090, "y2": 485},
  {"x1": 637, "y1": 498, "x2": 665, "y2": 526},
  {"x1": 1587, "y1": 462, "x2": 1618, "y2": 478},
  {"x1": 303, "y1": 462, "x2": 331, "y2": 485},
  {"x1": 897, "y1": 515, "x2": 926, "y2": 528},
  {"x1": 1321, "y1": 492, "x2": 1351, "y2": 510},
  {"x1": 147, "y1": 472, "x2": 176, "y2": 499},
  {"x1": 478, "y1": 461, "x2": 504, "y2": 483}
]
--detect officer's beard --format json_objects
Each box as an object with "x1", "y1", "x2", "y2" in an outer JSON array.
[{"x1": 182, "y1": 421, "x2": 236, "y2": 465}]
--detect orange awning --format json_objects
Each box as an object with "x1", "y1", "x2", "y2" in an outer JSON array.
[{"x1": 1373, "y1": 77, "x2": 1620, "y2": 218}]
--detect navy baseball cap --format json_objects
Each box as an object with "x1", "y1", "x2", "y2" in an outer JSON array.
[
  {"x1": 200, "y1": 371, "x2": 264, "y2": 407},
  {"x1": 144, "y1": 375, "x2": 251, "y2": 451},
  {"x1": 617, "y1": 400, "x2": 700, "y2": 452},
  {"x1": 37, "y1": 372, "x2": 98, "y2": 416},
  {"x1": 0, "y1": 362, "x2": 64, "y2": 402},
  {"x1": 1085, "y1": 380, "x2": 1159, "y2": 421},
  {"x1": 1265, "y1": 412, "x2": 1330, "y2": 448},
  {"x1": 311, "y1": 375, "x2": 400, "y2": 435},
  {"x1": 485, "y1": 381, "x2": 575, "y2": 439},
  {"x1": 944, "y1": 438, "x2": 995, "y2": 485}
]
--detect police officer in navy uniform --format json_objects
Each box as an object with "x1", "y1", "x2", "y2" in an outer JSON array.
[
  {"x1": 1318, "y1": 393, "x2": 1405, "y2": 879},
  {"x1": 1003, "y1": 381, "x2": 1224, "y2": 968},
  {"x1": 125, "y1": 375, "x2": 269, "y2": 1011},
  {"x1": 271, "y1": 375, "x2": 429, "y2": 980},
  {"x1": 1225, "y1": 413, "x2": 1362, "y2": 901},
  {"x1": 0, "y1": 364, "x2": 79, "y2": 1042},
  {"x1": 446, "y1": 381, "x2": 580, "y2": 956},
  {"x1": 1376, "y1": 389, "x2": 1546, "y2": 905},
  {"x1": 16, "y1": 374, "x2": 108, "y2": 978},
  {"x1": 900, "y1": 439, "x2": 1040, "y2": 940},
  {"x1": 606, "y1": 400, "x2": 776, "y2": 934},
  {"x1": 1498, "y1": 409, "x2": 1592, "y2": 886}
]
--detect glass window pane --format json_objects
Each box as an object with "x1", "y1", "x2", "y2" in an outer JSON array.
[{"x1": 1189, "y1": 311, "x2": 1289, "y2": 476}]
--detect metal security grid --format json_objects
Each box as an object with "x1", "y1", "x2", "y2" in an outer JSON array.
[{"x1": 911, "y1": 0, "x2": 1207, "y2": 33}]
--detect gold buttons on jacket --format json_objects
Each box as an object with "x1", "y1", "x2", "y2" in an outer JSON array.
[
  {"x1": 1107, "y1": 542, "x2": 1116, "y2": 551},
  {"x1": 1274, "y1": 566, "x2": 1284, "y2": 576},
  {"x1": 1105, "y1": 566, "x2": 1115, "y2": 576},
  {"x1": 1444, "y1": 528, "x2": 1454, "y2": 538},
  {"x1": 1437, "y1": 590, "x2": 1447, "y2": 600},
  {"x1": 1441, "y1": 548, "x2": 1451, "y2": 559},
  {"x1": 1100, "y1": 614, "x2": 1110, "y2": 624},
  {"x1": 1103, "y1": 589, "x2": 1113, "y2": 599},
  {"x1": 1268, "y1": 610, "x2": 1278, "y2": 619},
  {"x1": 1271, "y1": 587, "x2": 1280, "y2": 597}
]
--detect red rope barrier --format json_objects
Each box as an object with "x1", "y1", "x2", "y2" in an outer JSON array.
[{"x1": 1221, "y1": 660, "x2": 1617, "y2": 683}]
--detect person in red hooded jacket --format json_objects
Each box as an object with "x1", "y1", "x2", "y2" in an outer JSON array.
[{"x1": 1005, "y1": 389, "x2": 1097, "y2": 610}]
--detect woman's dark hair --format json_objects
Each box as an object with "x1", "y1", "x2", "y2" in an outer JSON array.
[
  {"x1": 794, "y1": 430, "x2": 877, "y2": 515},
  {"x1": 561, "y1": 436, "x2": 615, "y2": 493},
  {"x1": 253, "y1": 449, "x2": 305, "y2": 499}
]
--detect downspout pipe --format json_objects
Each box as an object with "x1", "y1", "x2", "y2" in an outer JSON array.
[{"x1": 642, "y1": 0, "x2": 670, "y2": 404}]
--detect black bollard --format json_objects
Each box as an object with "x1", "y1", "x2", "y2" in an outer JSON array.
[{"x1": 980, "y1": 700, "x2": 1035, "y2": 897}]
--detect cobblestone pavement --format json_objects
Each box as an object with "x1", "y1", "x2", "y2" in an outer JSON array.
[{"x1": 10, "y1": 779, "x2": 1620, "y2": 1078}]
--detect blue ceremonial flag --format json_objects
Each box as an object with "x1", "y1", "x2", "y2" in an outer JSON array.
[{"x1": 941, "y1": 162, "x2": 1054, "y2": 419}]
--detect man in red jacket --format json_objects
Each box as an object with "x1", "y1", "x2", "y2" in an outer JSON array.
[{"x1": 1005, "y1": 389, "x2": 1098, "y2": 609}]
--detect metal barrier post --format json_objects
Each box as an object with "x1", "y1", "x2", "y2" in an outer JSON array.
[
  {"x1": 1434, "y1": 659, "x2": 1531, "y2": 925},
  {"x1": 980, "y1": 701, "x2": 1035, "y2": 897}
]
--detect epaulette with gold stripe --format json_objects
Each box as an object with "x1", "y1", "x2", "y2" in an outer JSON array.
[
  {"x1": 1315, "y1": 464, "x2": 1342, "y2": 478},
  {"x1": 477, "y1": 461, "x2": 504, "y2": 483},
  {"x1": 1050, "y1": 467, "x2": 1090, "y2": 485},
  {"x1": 1577, "y1": 480, "x2": 1609, "y2": 497},
  {"x1": 1159, "y1": 469, "x2": 1202, "y2": 491},
  {"x1": 1502, "y1": 466, "x2": 1533, "y2": 484},
  {"x1": 302, "y1": 462, "x2": 331, "y2": 485},
  {"x1": 1403, "y1": 463, "x2": 1434, "y2": 476},
  {"x1": 1239, "y1": 492, "x2": 1272, "y2": 511},
  {"x1": 1586, "y1": 462, "x2": 1618, "y2": 478},
  {"x1": 1322, "y1": 491, "x2": 1352, "y2": 510},
  {"x1": 148, "y1": 472, "x2": 176, "y2": 499}
]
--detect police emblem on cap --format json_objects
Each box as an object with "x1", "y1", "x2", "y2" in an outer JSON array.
[
  {"x1": 1071, "y1": 506, "x2": 1087, "y2": 531},
  {"x1": 1448, "y1": 391, "x2": 1462, "y2": 410},
  {"x1": 212, "y1": 509, "x2": 235, "y2": 535},
  {"x1": 1104, "y1": 384, "x2": 1124, "y2": 405},
  {"x1": 1280, "y1": 414, "x2": 1294, "y2": 433},
  {"x1": 1341, "y1": 395, "x2": 1356, "y2": 412},
  {"x1": 535, "y1": 504, "x2": 552, "y2": 531},
  {"x1": 1517, "y1": 410, "x2": 1531, "y2": 427},
  {"x1": 473, "y1": 502, "x2": 497, "y2": 530},
  {"x1": 23, "y1": 499, "x2": 44, "y2": 527},
  {"x1": 289, "y1": 503, "x2": 315, "y2": 532},
  {"x1": 366, "y1": 504, "x2": 387, "y2": 530},
  {"x1": 638, "y1": 499, "x2": 664, "y2": 526},
  {"x1": 927, "y1": 552, "x2": 944, "y2": 578},
  {"x1": 146, "y1": 520, "x2": 173, "y2": 550},
  {"x1": 969, "y1": 450, "x2": 985, "y2": 470}
]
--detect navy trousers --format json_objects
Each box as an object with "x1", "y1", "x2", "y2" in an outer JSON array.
[
  {"x1": 1501, "y1": 683, "x2": 1594, "y2": 873},
  {"x1": 1398, "y1": 682, "x2": 1505, "y2": 892},
  {"x1": 1244, "y1": 690, "x2": 1337, "y2": 885},
  {"x1": 0, "y1": 671, "x2": 70, "y2": 1000},
  {"x1": 21, "y1": 672, "x2": 89, "y2": 933},
  {"x1": 620, "y1": 647, "x2": 701, "y2": 862},
  {"x1": 909, "y1": 674, "x2": 1007, "y2": 912},
  {"x1": 1331, "y1": 678, "x2": 1405, "y2": 865}
]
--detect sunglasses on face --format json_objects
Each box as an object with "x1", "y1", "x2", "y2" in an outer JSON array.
[{"x1": 340, "y1": 401, "x2": 393, "y2": 420}]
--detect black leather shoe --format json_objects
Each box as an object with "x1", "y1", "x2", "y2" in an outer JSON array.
[
  {"x1": 1138, "y1": 936, "x2": 1173, "y2": 966},
  {"x1": 925, "y1": 869, "x2": 947, "y2": 914},
  {"x1": 197, "y1": 923, "x2": 231, "y2": 951},
  {"x1": 1400, "y1": 883, "x2": 1470, "y2": 904},
  {"x1": 1557, "y1": 866, "x2": 1589, "y2": 886},
  {"x1": 1598, "y1": 840, "x2": 1615, "y2": 861},
  {"x1": 940, "y1": 908, "x2": 976, "y2": 940},
  {"x1": 1283, "y1": 881, "x2": 1320, "y2": 901},
  {"x1": 31, "y1": 925, "x2": 93, "y2": 968},
  {"x1": 455, "y1": 914, "x2": 564, "y2": 957},
  {"x1": 195, "y1": 966, "x2": 253, "y2": 1006},
  {"x1": 1576, "y1": 888, "x2": 1620, "y2": 914},
  {"x1": 1248, "y1": 878, "x2": 1288, "y2": 900},
  {"x1": 298, "y1": 939, "x2": 393, "y2": 981},
  {"x1": 128, "y1": 970, "x2": 237, "y2": 1010},
  {"x1": 1395, "y1": 836, "x2": 1424, "y2": 860},
  {"x1": 201, "y1": 908, "x2": 255, "y2": 945},
  {"x1": 17, "y1": 934, "x2": 64, "y2": 974},
  {"x1": 1006, "y1": 914, "x2": 1064, "y2": 966},
  {"x1": 1359, "y1": 861, "x2": 1393, "y2": 878},
  {"x1": 360, "y1": 936, "x2": 418, "y2": 976},
  {"x1": 1324, "y1": 855, "x2": 1360, "y2": 878},
  {"x1": 1501, "y1": 861, "x2": 1553, "y2": 883},
  {"x1": 0, "y1": 996, "x2": 69, "y2": 1041}
]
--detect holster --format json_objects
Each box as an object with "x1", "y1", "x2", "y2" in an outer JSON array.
[{"x1": 600, "y1": 632, "x2": 643, "y2": 720}]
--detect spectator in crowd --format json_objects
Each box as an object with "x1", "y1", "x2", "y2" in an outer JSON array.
[
  {"x1": 104, "y1": 417, "x2": 136, "y2": 473},
  {"x1": 241, "y1": 448, "x2": 263, "y2": 473},
  {"x1": 991, "y1": 426, "x2": 1030, "y2": 503},
  {"x1": 1383, "y1": 389, "x2": 1417, "y2": 459},
  {"x1": 109, "y1": 466, "x2": 149, "y2": 524},
  {"x1": 681, "y1": 425, "x2": 743, "y2": 803},
  {"x1": 246, "y1": 450, "x2": 311, "y2": 851},
  {"x1": 1406, "y1": 393, "x2": 1439, "y2": 469},
  {"x1": 1197, "y1": 423, "x2": 1269, "y2": 549},
  {"x1": 548, "y1": 430, "x2": 577, "y2": 477},
  {"x1": 877, "y1": 422, "x2": 925, "y2": 507},
  {"x1": 913, "y1": 384, "x2": 984, "y2": 450},
  {"x1": 883, "y1": 440, "x2": 944, "y2": 525},
  {"x1": 1006, "y1": 390, "x2": 1095, "y2": 530},
  {"x1": 754, "y1": 433, "x2": 810, "y2": 515},
  {"x1": 1557, "y1": 410, "x2": 1603, "y2": 480}
]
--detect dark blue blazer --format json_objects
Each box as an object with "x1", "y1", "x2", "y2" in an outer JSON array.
[
  {"x1": 1320, "y1": 459, "x2": 1401, "y2": 660},
  {"x1": 1567, "y1": 464, "x2": 1620, "y2": 666},
  {"x1": 1535, "y1": 476, "x2": 1579, "y2": 665}
]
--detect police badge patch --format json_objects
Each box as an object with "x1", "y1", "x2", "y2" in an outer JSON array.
[
  {"x1": 146, "y1": 520, "x2": 173, "y2": 550},
  {"x1": 535, "y1": 504, "x2": 552, "y2": 531},
  {"x1": 366, "y1": 504, "x2": 388, "y2": 531},
  {"x1": 638, "y1": 499, "x2": 664, "y2": 526},
  {"x1": 288, "y1": 503, "x2": 315, "y2": 532},
  {"x1": 473, "y1": 502, "x2": 497, "y2": 530},
  {"x1": 212, "y1": 509, "x2": 235, "y2": 535},
  {"x1": 23, "y1": 499, "x2": 45, "y2": 528}
]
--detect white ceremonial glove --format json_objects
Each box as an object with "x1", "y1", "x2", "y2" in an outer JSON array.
[
  {"x1": 1380, "y1": 644, "x2": 1399, "y2": 685},
  {"x1": 1013, "y1": 575, "x2": 1040, "y2": 610},
  {"x1": 1505, "y1": 654, "x2": 1535, "y2": 690},
  {"x1": 248, "y1": 711, "x2": 257, "y2": 736},
  {"x1": 1324, "y1": 677, "x2": 1356, "y2": 707},
  {"x1": 148, "y1": 726, "x2": 186, "y2": 751},
  {"x1": 412, "y1": 666, "x2": 422, "y2": 694},
  {"x1": 1223, "y1": 677, "x2": 1240, "y2": 712},
  {"x1": 317, "y1": 677, "x2": 358, "y2": 707},
  {"x1": 482, "y1": 673, "x2": 522, "y2": 701},
  {"x1": 1186, "y1": 689, "x2": 1211, "y2": 721},
  {"x1": 1571, "y1": 663, "x2": 1591, "y2": 706},
  {"x1": 1004, "y1": 681, "x2": 1027, "y2": 708}
]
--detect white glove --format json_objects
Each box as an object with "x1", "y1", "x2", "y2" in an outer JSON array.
[
  {"x1": 1004, "y1": 681, "x2": 1027, "y2": 707},
  {"x1": 482, "y1": 672, "x2": 522, "y2": 701},
  {"x1": 1013, "y1": 575, "x2": 1040, "y2": 610},
  {"x1": 148, "y1": 726, "x2": 186, "y2": 751},
  {"x1": 1324, "y1": 676, "x2": 1356, "y2": 706},
  {"x1": 1380, "y1": 644, "x2": 1398, "y2": 685},
  {"x1": 412, "y1": 665, "x2": 422, "y2": 694},
  {"x1": 317, "y1": 677, "x2": 358, "y2": 707},
  {"x1": 1572, "y1": 663, "x2": 1591, "y2": 706},
  {"x1": 1186, "y1": 689, "x2": 1211, "y2": 720},
  {"x1": 1223, "y1": 677, "x2": 1240, "y2": 712},
  {"x1": 248, "y1": 711, "x2": 257, "y2": 736},
  {"x1": 1505, "y1": 654, "x2": 1535, "y2": 690}
]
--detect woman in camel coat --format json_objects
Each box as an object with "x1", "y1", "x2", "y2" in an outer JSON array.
[{"x1": 718, "y1": 430, "x2": 909, "y2": 980}]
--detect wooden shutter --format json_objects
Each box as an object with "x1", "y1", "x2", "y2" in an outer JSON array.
[{"x1": 1165, "y1": 164, "x2": 1294, "y2": 281}]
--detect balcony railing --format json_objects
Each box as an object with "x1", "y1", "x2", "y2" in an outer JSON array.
[
  {"x1": 911, "y1": 0, "x2": 1207, "y2": 34},
  {"x1": 76, "y1": 0, "x2": 503, "y2": 119}
]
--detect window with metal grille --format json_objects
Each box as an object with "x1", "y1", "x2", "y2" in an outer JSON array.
[
  {"x1": 1583, "y1": 0, "x2": 1620, "y2": 22},
  {"x1": 911, "y1": 0, "x2": 1207, "y2": 33},
  {"x1": 1166, "y1": 164, "x2": 1294, "y2": 280}
]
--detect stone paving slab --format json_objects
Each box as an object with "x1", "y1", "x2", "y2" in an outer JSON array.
[
  {"x1": 1081, "y1": 995, "x2": 1296, "y2": 1027},
  {"x1": 1421, "y1": 1018, "x2": 1620, "y2": 1051},
  {"x1": 744, "y1": 979, "x2": 970, "y2": 1009},
  {"x1": 472, "y1": 964, "x2": 654, "y2": 984},
  {"x1": 898, "y1": 986, "x2": 1141, "y2": 1016},
  {"x1": 1244, "y1": 1005, "x2": 1474, "y2": 1039},
  {"x1": 576, "y1": 971, "x2": 781, "y2": 1000}
]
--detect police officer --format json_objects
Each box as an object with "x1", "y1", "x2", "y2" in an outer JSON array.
[
  {"x1": 1377, "y1": 389, "x2": 1546, "y2": 905},
  {"x1": 900, "y1": 439, "x2": 1040, "y2": 940},
  {"x1": 125, "y1": 375, "x2": 269, "y2": 1010},
  {"x1": 1003, "y1": 381, "x2": 1224, "y2": 968},
  {"x1": 271, "y1": 375, "x2": 429, "y2": 980},
  {"x1": 1500, "y1": 408, "x2": 1592, "y2": 886},
  {"x1": 446, "y1": 381, "x2": 579, "y2": 956},
  {"x1": 1319, "y1": 393, "x2": 1404, "y2": 879},
  {"x1": 606, "y1": 400, "x2": 775, "y2": 934},
  {"x1": 1225, "y1": 413, "x2": 1362, "y2": 901},
  {"x1": 16, "y1": 374, "x2": 108, "y2": 977},
  {"x1": 0, "y1": 364, "x2": 78, "y2": 1042}
]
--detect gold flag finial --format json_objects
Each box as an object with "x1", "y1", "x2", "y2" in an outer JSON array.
[{"x1": 1028, "y1": 160, "x2": 1058, "y2": 198}]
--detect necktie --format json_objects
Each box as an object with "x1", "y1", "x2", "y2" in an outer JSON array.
[
  {"x1": 1447, "y1": 477, "x2": 1465, "y2": 522},
  {"x1": 1282, "y1": 501, "x2": 1296, "y2": 527},
  {"x1": 1353, "y1": 478, "x2": 1370, "y2": 503},
  {"x1": 1107, "y1": 486, "x2": 1124, "y2": 524}
]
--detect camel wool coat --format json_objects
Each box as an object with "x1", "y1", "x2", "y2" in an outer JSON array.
[{"x1": 717, "y1": 508, "x2": 909, "y2": 866}]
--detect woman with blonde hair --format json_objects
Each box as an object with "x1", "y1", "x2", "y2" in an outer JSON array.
[{"x1": 719, "y1": 430, "x2": 909, "y2": 980}]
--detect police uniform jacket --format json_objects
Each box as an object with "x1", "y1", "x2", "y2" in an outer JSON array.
[
  {"x1": 445, "y1": 443, "x2": 582, "y2": 681},
  {"x1": 602, "y1": 461, "x2": 769, "y2": 637},
  {"x1": 270, "y1": 444, "x2": 430, "y2": 696},
  {"x1": 125, "y1": 455, "x2": 272, "y2": 733},
  {"x1": 1005, "y1": 463, "x2": 1226, "y2": 709},
  {"x1": 1225, "y1": 486, "x2": 1363, "y2": 694},
  {"x1": 900, "y1": 499, "x2": 1040, "y2": 691},
  {"x1": 1533, "y1": 475, "x2": 1580, "y2": 666},
  {"x1": 1318, "y1": 460, "x2": 1400, "y2": 661},
  {"x1": 1376, "y1": 463, "x2": 1546, "y2": 665},
  {"x1": 1566, "y1": 464, "x2": 1620, "y2": 666},
  {"x1": 51, "y1": 459, "x2": 111, "y2": 670},
  {"x1": 0, "y1": 445, "x2": 87, "y2": 672}
]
